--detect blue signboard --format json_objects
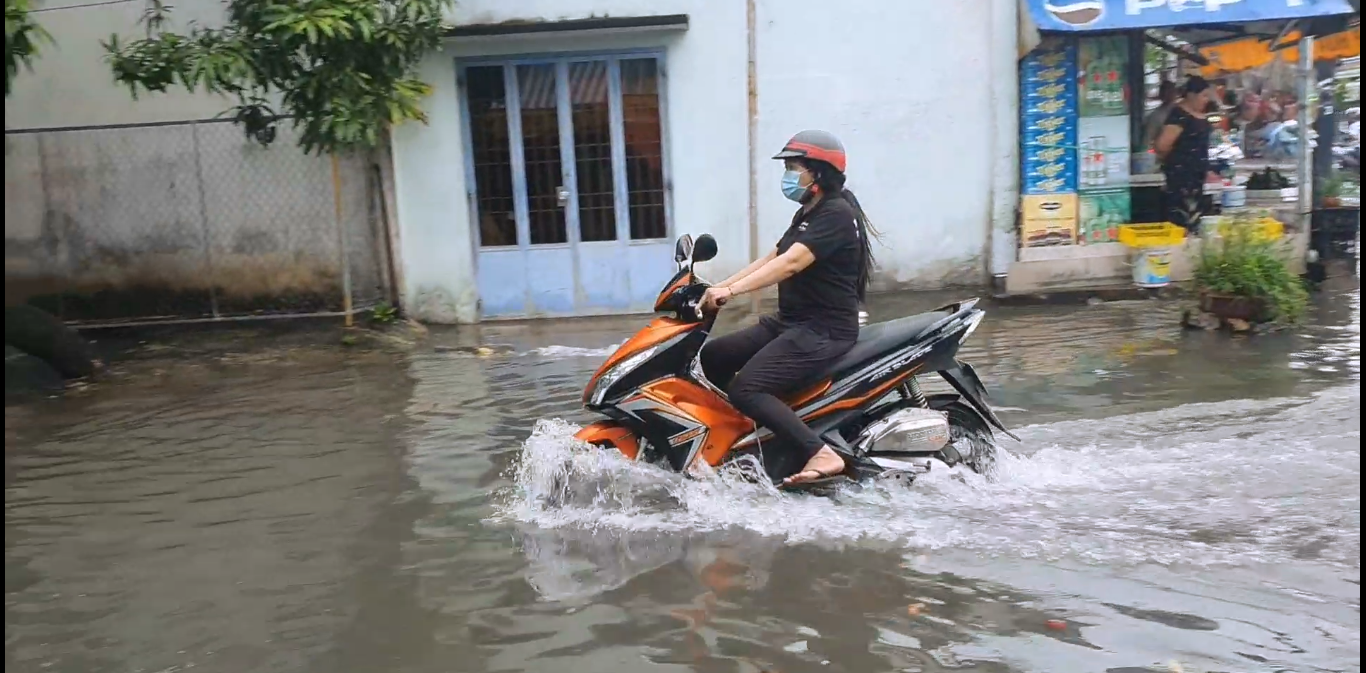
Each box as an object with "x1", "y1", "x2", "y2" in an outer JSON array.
[
  {"x1": 1024, "y1": 0, "x2": 1356, "y2": 33},
  {"x1": 1021, "y1": 38, "x2": 1079, "y2": 195}
]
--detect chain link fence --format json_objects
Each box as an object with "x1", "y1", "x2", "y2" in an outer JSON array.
[{"x1": 4, "y1": 118, "x2": 394, "y2": 325}]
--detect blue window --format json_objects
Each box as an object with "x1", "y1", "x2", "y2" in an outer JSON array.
[{"x1": 460, "y1": 54, "x2": 674, "y2": 319}]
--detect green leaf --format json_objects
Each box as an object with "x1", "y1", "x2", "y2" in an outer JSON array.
[{"x1": 98, "y1": 0, "x2": 453, "y2": 153}]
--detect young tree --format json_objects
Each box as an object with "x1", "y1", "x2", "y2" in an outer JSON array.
[
  {"x1": 6, "y1": 0, "x2": 50, "y2": 96},
  {"x1": 104, "y1": 0, "x2": 451, "y2": 154},
  {"x1": 105, "y1": 0, "x2": 451, "y2": 325}
]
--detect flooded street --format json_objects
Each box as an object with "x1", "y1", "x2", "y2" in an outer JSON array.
[{"x1": 6, "y1": 282, "x2": 1360, "y2": 673}]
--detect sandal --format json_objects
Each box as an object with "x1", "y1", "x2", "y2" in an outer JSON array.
[{"x1": 779, "y1": 467, "x2": 845, "y2": 490}]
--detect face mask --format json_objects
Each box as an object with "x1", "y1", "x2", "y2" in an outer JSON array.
[{"x1": 781, "y1": 170, "x2": 809, "y2": 202}]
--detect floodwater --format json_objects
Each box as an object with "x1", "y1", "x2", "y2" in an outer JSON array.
[{"x1": 6, "y1": 280, "x2": 1360, "y2": 673}]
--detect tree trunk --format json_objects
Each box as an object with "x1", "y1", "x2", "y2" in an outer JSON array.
[{"x1": 5, "y1": 305, "x2": 97, "y2": 379}]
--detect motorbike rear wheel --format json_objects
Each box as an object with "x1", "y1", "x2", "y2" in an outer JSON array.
[
  {"x1": 841, "y1": 396, "x2": 999, "y2": 484},
  {"x1": 932, "y1": 400, "x2": 999, "y2": 476}
]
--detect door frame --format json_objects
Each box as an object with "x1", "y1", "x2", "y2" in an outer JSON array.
[{"x1": 455, "y1": 48, "x2": 676, "y2": 319}]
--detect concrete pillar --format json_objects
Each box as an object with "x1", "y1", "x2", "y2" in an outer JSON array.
[{"x1": 987, "y1": 0, "x2": 1021, "y2": 284}]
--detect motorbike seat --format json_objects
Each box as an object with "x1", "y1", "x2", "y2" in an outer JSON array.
[{"x1": 822, "y1": 308, "x2": 954, "y2": 379}]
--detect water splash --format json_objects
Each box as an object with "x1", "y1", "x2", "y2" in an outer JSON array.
[
  {"x1": 525, "y1": 344, "x2": 622, "y2": 359},
  {"x1": 493, "y1": 386, "x2": 1360, "y2": 570}
]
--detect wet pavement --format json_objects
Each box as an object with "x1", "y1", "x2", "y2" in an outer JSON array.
[{"x1": 5, "y1": 279, "x2": 1360, "y2": 673}]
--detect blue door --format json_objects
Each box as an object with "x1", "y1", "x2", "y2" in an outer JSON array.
[{"x1": 461, "y1": 55, "x2": 674, "y2": 319}]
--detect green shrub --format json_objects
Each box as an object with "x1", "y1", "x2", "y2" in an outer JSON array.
[
  {"x1": 1194, "y1": 220, "x2": 1309, "y2": 324},
  {"x1": 369, "y1": 301, "x2": 399, "y2": 326},
  {"x1": 1317, "y1": 171, "x2": 1346, "y2": 202},
  {"x1": 6, "y1": 0, "x2": 50, "y2": 96}
]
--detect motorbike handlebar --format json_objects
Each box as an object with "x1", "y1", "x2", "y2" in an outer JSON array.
[{"x1": 688, "y1": 285, "x2": 728, "y2": 322}]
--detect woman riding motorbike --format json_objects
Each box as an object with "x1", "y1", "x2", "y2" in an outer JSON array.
[{"x1": 699, "y1": 130, "x2": 877, "y2": 487}]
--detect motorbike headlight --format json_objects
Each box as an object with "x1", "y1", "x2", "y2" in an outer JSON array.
[{"x1": 589, "y1": 345, "x2": 659, "y2": 406}]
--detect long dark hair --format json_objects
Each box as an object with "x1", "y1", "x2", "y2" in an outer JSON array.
[{"x1": 805, "y1": 160, "x2": 880, "y2": 301}]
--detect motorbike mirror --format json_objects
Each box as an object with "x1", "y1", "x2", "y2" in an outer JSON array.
[
  {"x1": 692, "y1": 234, "x2": 718, "y2": 264},
  {"x1": 674, "y1": 235, "x2": 694, "y2": 263}
]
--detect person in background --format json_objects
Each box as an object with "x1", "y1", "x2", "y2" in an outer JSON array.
[
  {"x1": 1344, "y1": 108, "x2": 1360, "y2": 144},
  {"x1": 1143, "y1": 81, "x2": 1179, "y2": 150},
  {"x1": 1212, "y1": 82, "x2": 1235, "y2": 133},
  {"x1": 1155, "y1": 76, "x2": 1216, "y2": 233},
  {"x1": 1281, "y1": 94, "x2": 1299, "y2": 123},
  {"x1": 1239, "y1": 90, "x2": 1262, "y2": 127},
  {"x1": 1264, "y1": 94, "x2": 1283, "y2": 126}
]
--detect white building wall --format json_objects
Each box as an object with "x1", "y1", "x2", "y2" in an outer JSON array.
[
  {"x1": 4, "y1": 0, "x2": 231, "y2": 128},
  {"x1": 391, "y1": 0, "x2": 1019, "y2": 322},
  {"x1": 753, "y1": 0, "x2": 1002, "y2": 291},
  {"x1": 391, "y1": 0, "x2": 749, "y2": 323},
  {"x1": 8, "y1": 0, "x2": 1020, "y2": 323},
  {"x1": 4, "y1": 0, "x2": 387, "y2": 319}
]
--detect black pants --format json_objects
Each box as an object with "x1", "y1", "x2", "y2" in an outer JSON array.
[
  {"x1": 1163, "y1": 176, "x2": 1212, "y2": 233},
  {"x1": 700, "y1": 315, "x2": 855, "y2": 462}
]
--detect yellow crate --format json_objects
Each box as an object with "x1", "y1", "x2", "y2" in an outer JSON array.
[
  {"x1": 1250, "y1": 218, "x2": 1284, "y2": 241},
  {"x1": 1205, "y1": 215, "x2": 1285, "y2": 242},
  {"x1": 1243, "y1": 217, "x2": 1284, "y2": 241},
  {"x1": 1118, "y1": 223, "x2": 1187, "y2": 249}
]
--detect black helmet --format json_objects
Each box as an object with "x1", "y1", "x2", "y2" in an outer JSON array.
[{"x1": 772, "y1": 130, "x2": 847, "y2": 173}]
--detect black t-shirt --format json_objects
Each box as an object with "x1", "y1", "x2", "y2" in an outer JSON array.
[
  {"x1": 775, "y1": 195, "x2": 864, "y2": 341},
  {"x1": 1162, "y1": 106, "x2": 1210, "y2": 188}
]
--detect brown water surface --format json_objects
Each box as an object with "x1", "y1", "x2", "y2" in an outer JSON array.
[{"x1": 6, "y1": 283, "x2": 1360, "y2": 673}]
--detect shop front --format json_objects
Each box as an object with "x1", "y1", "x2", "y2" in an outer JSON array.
[{"x1": 1007, "y1": 0, "x2": 1357, "y2": 296}]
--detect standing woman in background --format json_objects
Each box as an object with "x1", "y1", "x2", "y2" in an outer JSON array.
[{"x1": 1155, "y1": 76, "x2": 1216, "y2": 233}]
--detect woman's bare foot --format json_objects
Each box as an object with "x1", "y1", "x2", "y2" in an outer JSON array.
[{"x1": 782, "y1": 446, "x2": 846, "y2": 486}]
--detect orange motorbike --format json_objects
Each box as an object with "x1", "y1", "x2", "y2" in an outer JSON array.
[{"x1": 574, "y1": 234, "x2": 1017, "y2": 485}]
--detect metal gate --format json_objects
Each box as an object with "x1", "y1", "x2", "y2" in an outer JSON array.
[{"x1": 460, "y1": 53, "x2": 674, "y2": 319}]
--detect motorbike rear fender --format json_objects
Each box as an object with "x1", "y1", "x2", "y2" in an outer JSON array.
[{"x1": 938, "y1": 362, "x2": 1018, "y2": 441}]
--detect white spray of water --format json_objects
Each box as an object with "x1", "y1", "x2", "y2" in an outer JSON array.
[
  {"x1": 525, "y1": 344, "x2": 623, "y2": 359},
  {"x1": 492, "y1": 385, "x2": 1360, "y2": 569}
]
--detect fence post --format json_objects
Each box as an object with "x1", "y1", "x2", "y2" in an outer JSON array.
[
  {"x1": 331, "y1": 152, "x2": 354, "y2": 327},
  {"x1": 34, "y1": 133, "x2": 64, "y2": 321},
  {"x1": 190, "y1": 122, "x2": 221, "y2": 319},
  {"x1": 1296, "y1": 35, "x2": 1315, "y2": 221}
]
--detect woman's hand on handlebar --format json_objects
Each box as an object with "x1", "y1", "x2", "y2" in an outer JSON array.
[{"x1": 700, "y1": 286, "x2": 733, "y2": 313}]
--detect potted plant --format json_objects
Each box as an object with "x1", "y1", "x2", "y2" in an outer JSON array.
[
  {"x1": 1316, "y1": 171, "x2": 1346, "y2": 208},
  {"x1": 1244, "y1": 167, "x2": 1294, "y2": 203},
  {"x1": 1192, "y1": 218, "x2": 1309, "y2": 328},
  {"x1": 1309, "y1": 169, "x2": 1361, "y2": 267}
]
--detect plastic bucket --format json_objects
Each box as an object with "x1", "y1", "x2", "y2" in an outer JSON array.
[
  {"x1": 1221, "y1": 185, "x2": 1247, "y2": 209},
  {"x1": 1118, "y1": 224, "x2": 1185, "y2": 288},
  {"x1": 1131, "y1": 247, "x2": 1174, "y2": 288}
]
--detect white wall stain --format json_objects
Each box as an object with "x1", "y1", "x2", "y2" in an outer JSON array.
[{"x1": 6, "y1": 0, "x2": 1021, "y2": 323}]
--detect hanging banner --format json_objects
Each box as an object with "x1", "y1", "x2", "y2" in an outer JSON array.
[
  {"x1": 1024, "y1": 0, "x2": 1356, "y2": 33},
  {"x1": 1021, "y1": 37, "x2": 1079, "y2": 196},
  {"x1": 1077, "y1": 36, "x2": 1131, "y2": 196},
  {"x1": 1078, "y1": 116, "x2": 1132, "y2": 190},
  {"x1": 1079, "y1": 35, "x2": 1130, "y2": 118},
  {"x1": 1023, "y1": 194, "x2": 1080, "y2": 247},
  {"x1": 1079, "y1": 188, "x2": 1131, "y2": 244},
  {"x1": 1200, "y1": 26, "x2": 1361, "y2": 76}
]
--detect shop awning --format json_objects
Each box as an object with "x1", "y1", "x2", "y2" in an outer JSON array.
[
  {"x1": 1199, "y1": 25, "x2": 1360, "y2": 75},
  {"x1": 1024, "y1": 0, "x2": 1356, "y2": 33},
  {"x1": 445, "y1": 14, "x2": 689, "y2": 38}
]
